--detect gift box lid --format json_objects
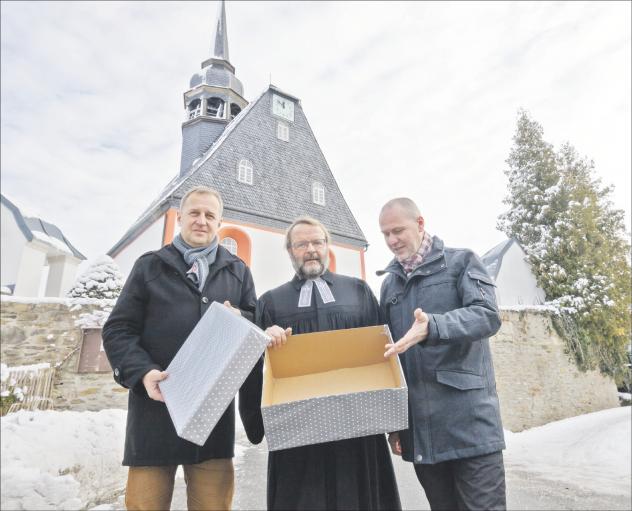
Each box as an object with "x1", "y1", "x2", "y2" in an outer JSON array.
[{"x1": 159, "y1": 301, "x2": 269, "y2": 445}]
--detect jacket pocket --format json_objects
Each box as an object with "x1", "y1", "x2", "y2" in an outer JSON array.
[
  {"x1": 467, "y1": 271, "x2": 496, "y2": 286},
  {"x1": 436, "y1": 370, "x2": 485, "y2": 390},
  {"x1": 467, "y1": 271, "x2": 498, "y2": 307}
]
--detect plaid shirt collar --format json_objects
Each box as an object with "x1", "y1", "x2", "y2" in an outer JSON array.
[{"x1": 399, "y1": 231, "x2": 433, "y2": 275}]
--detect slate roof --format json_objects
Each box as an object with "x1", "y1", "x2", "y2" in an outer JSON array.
[
  {"x1": 481, "y1": 238, "x2": 519, "y2": 279},
  {"x1": 109, "y1": 85, "x2": 367, "y2": 256},
  {"x1": 1, "y1": 193, "x2": 86, "y2": 259}
]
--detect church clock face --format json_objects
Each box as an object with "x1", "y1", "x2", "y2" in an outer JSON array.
[{"x1": 272, "y1": 94, "x2": 294, "y2": 122}]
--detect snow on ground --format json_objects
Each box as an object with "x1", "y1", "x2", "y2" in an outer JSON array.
[
  {"x1": 0, "y1": 406, "x2": 629, "y2": 509},
  {"x1": 504, "y1": 406, "x2": 631, "y2": 496},
  {"x1": 1, "y1": 409, "x2": 126, "y2": 510}
]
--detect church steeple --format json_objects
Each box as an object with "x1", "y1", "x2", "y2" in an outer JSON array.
[
  {"x1": 179, "y1": 0, "x2": 248, "y2": 175},
  {"x1": 210, "y1": 0, "x2": 229, "y2": 61}
]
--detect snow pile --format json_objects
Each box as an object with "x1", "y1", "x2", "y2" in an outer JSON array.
[
  {"x1": 1, "y1": 406, "x2": 629, "y2": 508},
  {"x1": 505, "y1": 407, "x2": 631, "y2": 496},
  {"x1": 1, "y1": 409, "x2": 127, "y2": 510},
  {"x1": 67, "y1": 256, "x2": 124, "y2": 300}
]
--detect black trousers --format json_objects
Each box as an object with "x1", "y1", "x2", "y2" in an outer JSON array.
[{"x1": 414, "y1": 451, "x2": 506, "y2": 511}]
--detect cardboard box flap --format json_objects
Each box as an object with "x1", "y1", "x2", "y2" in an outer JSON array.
[{"x1": 262, "y1": 324, "x2": 405, "y2": 407}]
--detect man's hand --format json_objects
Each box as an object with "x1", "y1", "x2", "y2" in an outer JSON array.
[
  {"x1": 223, "y1": 300, "x2": 241, "y2": 316},
  {"x1": 388, "y1": 432, "x2": 402, "y2": 456},
  {"x1": 143, "y1": 369, "x2": 168, "y2": 402},
  {"x1": 265, "y1": 325, "x2": 292, "y2": 349},
  {"x1": 385, "y1": 308, "x2": 429, "y2": 357}
]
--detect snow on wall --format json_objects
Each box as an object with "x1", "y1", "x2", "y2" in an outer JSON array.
[{"x1": 495, "y1": 242, "x2": 546, "y2": 305}]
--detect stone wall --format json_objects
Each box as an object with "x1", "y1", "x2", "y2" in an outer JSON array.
[
  {"x1": 0, "y1": 297, "x2": 128, "y2": 411},
  {"x1": 492, "y1": 309, "x2": 619, "y2": 431},
  {"x1": 0, "y1": 299, "x2": 620, "y2": 427}
]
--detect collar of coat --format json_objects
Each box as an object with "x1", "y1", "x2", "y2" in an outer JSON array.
[
  {"x1": 155, "y1": 243, "x2": 244, "y2": 290},
  {"x1": 290, "y1": 269, "x2": 335, "y2": 291},
  {"x1": 376, "y1": 235, "x2": 446, "y2": 280}
]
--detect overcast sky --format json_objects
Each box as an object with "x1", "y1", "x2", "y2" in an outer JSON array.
[{"x1": 1, "y1": 1, "x2": 630, "y2": 292}]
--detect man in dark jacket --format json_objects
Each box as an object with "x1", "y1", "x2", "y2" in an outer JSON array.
[
  {"x1": 103, "y1": 186, "x2": 261, "y2": 511},
  {"x1": 378, "y1": 197, "x2": 506, "y2": 511}
]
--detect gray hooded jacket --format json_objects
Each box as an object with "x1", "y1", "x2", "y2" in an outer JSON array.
[{"x1": 379, "y1": 236, "x2": 505, "y2": 464}]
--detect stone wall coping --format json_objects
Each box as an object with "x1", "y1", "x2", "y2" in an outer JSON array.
[
  {"x1": 500, "y1": 305, "x2": 558, "y2": 314},
  {"x1": 1, "y1": 296, "x2": 116, "y2": 307}
]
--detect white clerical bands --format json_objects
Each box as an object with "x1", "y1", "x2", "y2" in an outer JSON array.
[{"x1": 298, "y1": 278, "x2": 336, "y2": 307}]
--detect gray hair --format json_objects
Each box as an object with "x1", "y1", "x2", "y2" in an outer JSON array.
[
  {"x1": 380, "y1": 197, "x2": 421, "y2": 220},
  {"x1": 179, "y1": 186, "x2": 224, "y2": 217},
  {"x1": 285, "y1": 216, "x2": 331, "y2": 250}
]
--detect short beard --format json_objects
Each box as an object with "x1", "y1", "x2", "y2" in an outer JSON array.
[{"x1": 291, "y1": 253, "x2": 328, "y2": 280}]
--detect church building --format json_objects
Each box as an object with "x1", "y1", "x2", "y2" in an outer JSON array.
[{"x1": 108, "y1": 1, "x2": 367, "y2": 294}]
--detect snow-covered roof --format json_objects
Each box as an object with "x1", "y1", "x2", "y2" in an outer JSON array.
[{"x1": 1, "y1": 194, "x2": 86, "y2": 260}]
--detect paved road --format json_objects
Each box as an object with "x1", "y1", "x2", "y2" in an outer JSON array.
[{"x1": 167, "y1": 432, "x2": 630, "y2": 510}]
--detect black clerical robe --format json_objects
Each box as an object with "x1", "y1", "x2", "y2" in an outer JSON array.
[{"x1": 256, "y1": 271, "x2": 402, "y2": 511}]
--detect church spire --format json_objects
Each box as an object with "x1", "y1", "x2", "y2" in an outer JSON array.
[{"x1": 210, "y1": 0, "x2": 229, "y2": 62}]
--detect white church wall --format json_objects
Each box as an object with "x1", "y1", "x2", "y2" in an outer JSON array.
[
  {"x1": 14, "y1": 241, "x2": 48, "y2": 296},
  {"x1": 220, "y1": 221, "x2": 290, "y2": 295},
  {"x1": 330, "y1": 244, "x2": 362, "y2": 279},
  {"x1": 495, "y1": 243, "x2": 545, "y2": 305},
  {"x1": 1, "y1": 202, "x2": 27, "y2": 289},
  {"x1": 114, "y1": 216, "x2": 165, "y2": 279}
]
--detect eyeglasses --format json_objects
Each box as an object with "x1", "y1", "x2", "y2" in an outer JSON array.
[{"x1": 291, "y1": 239, "x2": 327, "y2": 251}]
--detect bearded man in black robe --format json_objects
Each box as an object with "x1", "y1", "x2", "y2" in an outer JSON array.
[{"x1": 256, "y1": 216, "x2": 401, "y2": 511}]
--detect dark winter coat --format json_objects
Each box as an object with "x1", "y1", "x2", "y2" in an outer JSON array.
[
  {"x1": 102, "y1": 244, "x2": 262, "y2": 466},
  {"x1": 378, "y1": 236, "x2": 505, "y2": 465}
]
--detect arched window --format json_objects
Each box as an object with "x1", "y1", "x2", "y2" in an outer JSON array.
[
  {"x1": 221, "y1": 237, "x2": 238, "y2": 255},
  {"x1": 206, "y1": 97, "x2": 225, "y2": 118},
  {"x1": 237, "y1": 159, "x2": 253, "y2": 185},
  {"x1": 219, "y1": 227, "x2": 252, "y2": 266},
  {"x1": 312, "y1": 182, "x2": 325, "y2": 205},
  {"x1": 230, "y1": 103, "x2": 242, "y2": 120},
  {"x1": 188, "y1": 98, "x2": 201, "y2": 119}
]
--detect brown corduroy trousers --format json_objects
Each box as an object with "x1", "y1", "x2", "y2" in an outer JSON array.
[{"x1": 125, "y1": 458, "x2": 234, "y2": 511}]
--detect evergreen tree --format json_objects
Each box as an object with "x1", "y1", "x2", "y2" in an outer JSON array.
[
  {"x1": 67, "y1": 255, "x2": 124, "y2": 300},
  {"x1": 498, "y1": 110, "x2": 631, "y2": 379}
]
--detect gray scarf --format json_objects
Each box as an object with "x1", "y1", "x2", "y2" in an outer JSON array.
[{"x1": 172, "y1": 233, "x2": 219, "y2": 291}]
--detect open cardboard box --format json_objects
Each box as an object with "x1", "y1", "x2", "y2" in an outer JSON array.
[{"x1": 261, "y1": 324, "x2": 408, "y2": 451}]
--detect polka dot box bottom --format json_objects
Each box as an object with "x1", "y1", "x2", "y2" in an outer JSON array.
[
  {"x1": 262, "y1": 387, "x2": 409, "y2": 451},
  {"x1": 159, "y1": 301, "x2": 270, "y2": 446}
]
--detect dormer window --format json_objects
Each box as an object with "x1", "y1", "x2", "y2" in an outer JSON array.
[
  {"x1": 206, "y1": 97, "x2": 225, "y2": 118},
  {"x1": 277, "y1": 122, "x2": 289, "y2": 142},
  {"x1": 230, "y1": 103, "x2": 242, "y2": 120},
  {"x1": 237, "y1": 159, "x2": 253, "y2": 185},
  {"x1": 188, "y1": 98, "x2": 201, "y2": 119},
  {"x1": 312, "y1": 182, "x2": 325, "y2": 205}
]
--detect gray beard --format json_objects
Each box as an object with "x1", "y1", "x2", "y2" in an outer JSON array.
[{"x1": 291, "y1": 254, "x2": 328, "y2": 280}]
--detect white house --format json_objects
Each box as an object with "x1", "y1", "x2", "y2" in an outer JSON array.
[
  {"x1": 1, "y1": 194, "x2": 86, "y2": 297},
  {"x1": 481, "y1": 238, "x2": 546, "y2": 306},
  {"x1": 107, "y1": 2, "x2": 367, "y2": 293}
]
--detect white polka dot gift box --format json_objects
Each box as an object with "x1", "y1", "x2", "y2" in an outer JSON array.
[
  {"x1": 261, "y1": 325, "x2": 409, "y2": 451},
  {"x1": 159, "y1": 301, "x2": 269, "y2": 446}
]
